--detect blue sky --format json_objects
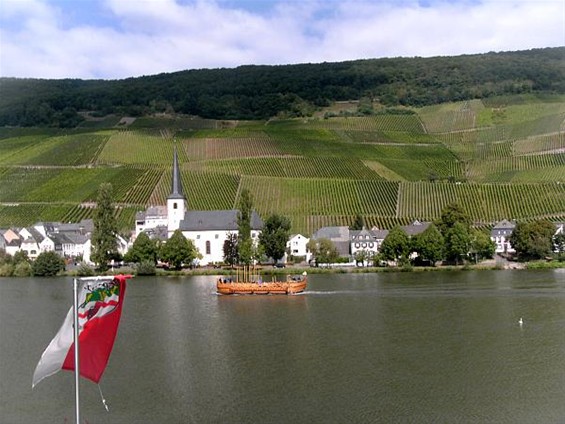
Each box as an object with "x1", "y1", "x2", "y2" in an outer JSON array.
[{"x1": 1, "y1": 0, "x2": 563, "y2": 79}]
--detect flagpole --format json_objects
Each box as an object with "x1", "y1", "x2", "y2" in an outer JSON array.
[{"x1": 73, "y1": 278, "x2": 80, "y2": 424}]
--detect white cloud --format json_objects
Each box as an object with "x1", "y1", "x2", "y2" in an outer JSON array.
[{"x1": 0, "y1": 0, "x2": 563, "y2": 79}]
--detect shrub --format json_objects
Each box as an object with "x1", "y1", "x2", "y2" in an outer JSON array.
[
  {"x1": 136, "y1": 260, "x2": 156, "y2": 276},
  {"x1": 75, "y1": 262, "x2": 95, "y2": 277},
  {"x1": 14, "y1": 261, "x2": 32, "y2": 277},
  {"x1": 32, "y1": 251, "x2": 66, "y2": 276},
  {"x1": 0, "y1": 263, "x2": 14, "y2": 277}
]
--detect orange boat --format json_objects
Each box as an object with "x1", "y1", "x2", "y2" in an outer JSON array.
[{"x1": 217, "y1": 272, "x2": 307, "y2": 295}]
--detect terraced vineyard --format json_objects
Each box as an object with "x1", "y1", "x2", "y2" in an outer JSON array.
[{"x1": 0, "y1": 94, "x2": 564, "y2": 234}]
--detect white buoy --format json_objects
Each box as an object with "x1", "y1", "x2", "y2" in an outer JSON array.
[{"x1": 518, "y1": 317, "x2": 523, "y2": 326}]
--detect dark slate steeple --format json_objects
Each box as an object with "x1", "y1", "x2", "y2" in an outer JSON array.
[{"x1": 168, "y1": 146, "x2": 185, "y2": 200}]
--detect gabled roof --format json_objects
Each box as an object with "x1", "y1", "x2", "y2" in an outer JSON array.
[
  {"x1": 312, "y1": 226, "x2": 350, "y2": 242},
  {"x1": 136, "y1": 206, "x2": 168, "y2": 221},
  {"x1": 142, "y1": 226, "x2": 168, "y2": 240},
  {"x1": 26, "y1": 227, "x2": 45, "y2": 243},
  {"x1": 57, "y1": 219, "x2": 93, "y2": 234},
  {"x1": 350, "y1": 228, "x2": 389, "y2": 240},
  {"x1": 179, "y1": 210, "x2": 263, "y2": 232},
  {"x1": 493, "y1": 219, "x2": 516, "y2": 230},
  {"x1": 401, "y1": 221, "x2": 431, "y2": 236}
]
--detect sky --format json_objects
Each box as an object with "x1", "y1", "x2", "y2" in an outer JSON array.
[{"x1": 0, "y1": 0, "x2": 563, "y2": 80}]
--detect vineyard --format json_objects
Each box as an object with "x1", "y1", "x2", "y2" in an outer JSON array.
[{"x1": 0, "y1": 94, "x2": 564, "y2": 234}]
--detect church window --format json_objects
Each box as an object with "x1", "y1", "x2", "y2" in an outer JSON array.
[
  {"x1": 173, "y1": 203, "x2": 177, "y2": 210},
  {"x1": 206, "y1": 241, "x2": 211, "y2": 255}
]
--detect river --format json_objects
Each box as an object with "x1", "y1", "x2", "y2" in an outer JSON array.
[{"x1": 1, "y1": 270, "x2": 565, "y2": 423}]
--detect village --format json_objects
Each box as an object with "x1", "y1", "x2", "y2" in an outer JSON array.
[{"x1": 1, "y1": 150, "x2": 563, "y2": 272}]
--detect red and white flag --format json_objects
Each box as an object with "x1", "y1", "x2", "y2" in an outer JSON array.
[{"x1": 32, "y1": 275, "x2": 129, "y2": 388}]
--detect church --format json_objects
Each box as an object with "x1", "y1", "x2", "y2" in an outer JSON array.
[{"x1": 135, "y1": 148, "x2": 263, "y2": 266}]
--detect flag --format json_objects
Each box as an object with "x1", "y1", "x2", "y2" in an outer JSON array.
[{"x1": 32, "y1": 275, "x2": 129, "y2": 388}]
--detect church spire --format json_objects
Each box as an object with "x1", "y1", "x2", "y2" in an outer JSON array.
[
  {"x1": 167, "y1": 145, "x2": 186, "y2": 236},
  {"x1": 169, "y1": 145, "x2": 184, "y2": 199}
]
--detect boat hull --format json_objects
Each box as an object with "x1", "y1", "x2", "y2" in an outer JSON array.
[{"x1": 217, "y1": 279, "x2": 307, "y2": 295}]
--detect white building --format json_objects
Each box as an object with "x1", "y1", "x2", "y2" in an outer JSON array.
[
  {"x1": 286, "y1": 234, "x2": 311, "y2": 263},
  {"x1": 490, "y1": 219, "x2": 516, "y2": 253},
  {"x1": 135, "y1": 206, "x2": 168, "y2": 237},
  {"x1": 139, "y1": 147, "x2": 264, "y2": 266},
  {"x1": 179, "y1": 210, "x2": 262, "y2": 266},
  {"x1": 350, "y1": 227, "x2": 388, "y2": 265}
]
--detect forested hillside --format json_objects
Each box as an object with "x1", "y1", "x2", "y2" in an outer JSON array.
[{"x1": 1, "y1": 47, "x2": 564, "y2": 127}]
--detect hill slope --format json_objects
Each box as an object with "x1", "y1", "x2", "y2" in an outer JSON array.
[
  {"x1": 1, "y1": 47, "x2": 564, "y2": 127},
  {"x1": 0, "y1": 94, "x2": 563, "y2": 235}
]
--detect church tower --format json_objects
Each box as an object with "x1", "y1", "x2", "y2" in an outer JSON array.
[{"x1": 167, "y1": 146, "x2": 186, "y2": 236}]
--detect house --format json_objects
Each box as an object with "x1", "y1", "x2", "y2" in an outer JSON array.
[
  {"x1": 2, "y1": 229, "x2": 21, "y2": 256},
  {"x1": 350, "y1": 227, "x2": 389, "y2": 265},
  {"x1": 30, "y1": 219, "x2": 99, "y2": 263},
  {"x1": 135, "y1": 206, "x2": 168, "y2": 238},
  {"x1": 490, "y1": 220, "x2": 516, "y2": 253},
  {"x1": 311, "y1": 226, "x2": 351, "y2": 257},
  {"x1": 19, "y1": 227, "x2": 45, "y2": 260},
  {"x1": 286, "y1": 234, "x2": 311, "y2": 263}
]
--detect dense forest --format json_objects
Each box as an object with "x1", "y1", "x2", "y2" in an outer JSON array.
[{"x1": 1, "y1": 47, "x2": 564, "y2": 127}]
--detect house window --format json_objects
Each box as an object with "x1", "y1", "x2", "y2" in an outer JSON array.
[
  {"x1": 196, "y1": 235, "x2": 200, "y2": 239},
  {"x1": 215, "y1": 234, "x2": 219, "y2": 239},
  {"x1": 206, "y1": 241, "x2": 211, "y2": 255},
  {"x1": 173, "y1": 202, "x2": 177, "y2": 209}
]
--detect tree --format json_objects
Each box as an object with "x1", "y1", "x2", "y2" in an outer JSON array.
[
  {"x1": 350, "y1": 214, "x2": 364, "y2": 231},
  {"x1": 237, "y1": 188, "x2": 253, "y2": 241},
  {"x1": 32, "y1": 251, "x2": 66, "y2": 276},
  {"x1": 412, "y1": 223, "x2": 445, "y2": 265},
  {"x1": 354, "y1": 249, "x2": 369, "y2": 267},
  {"x1": 124, "y1": 232, "x2": 158, "y2": 264},
  {"x1": 380, "y1": 226, "x2": 410, "y2": 263},
  {"x1": 159, "y1": 229, "x2": 201, "y2": 270},
  {"x1": 317, "y1": 238, "x2": 340, "y2": 266},
  {"x1": 0, "y1": 249, "x2": 12, "y2": 265},
  {"x1": 445, "y1": 222, "x2": 471, "y2": 264},
  {"x1": 237, "y1": 188, "x2": 254, "y2": 265},
  {"x1": 259, "y1": 214, "x2": 291, "y2": 264},
  {"x1": 223, "y1": 232, "x2": 239, "y2": 267},
  {"x1": 12, "y1": 250, "x2": 30, "y2": 265},
  {"x1": 509, "y1": 220, "x2": 556, "y2": 260},
  {"x1": 91, "y1": 183, "x2": 118, "y2": 271},
  {"x1": 554, "y1": 232, "x2": 565, "y2": 260},
  {"x1": 237, "y1": 238, "x2": 256, "y2": 266},
  {"x1": 437, "y1": 203, "x2": 472, "y2": 234},
  {"x1": 308, "y1": 238, "x2": 339, "y2": 267},
  {"x1": 470, "y1": 229, "x2": 496, "y2": 262}
]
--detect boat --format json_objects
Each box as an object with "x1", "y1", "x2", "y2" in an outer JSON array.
[{"x1": 216, "y1": 272, "x2": 307, "y2": 295}]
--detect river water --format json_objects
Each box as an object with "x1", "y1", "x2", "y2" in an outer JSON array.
[{"x1": 1, "y1": 270, "x2": 565, "y2": 423}]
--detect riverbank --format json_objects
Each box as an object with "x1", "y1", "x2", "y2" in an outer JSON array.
[{"x1": 65, "y1": 258, "x2": 564, "y2": 278}]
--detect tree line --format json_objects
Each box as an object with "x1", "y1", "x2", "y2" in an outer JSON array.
[
  {"x1": 308, "y1": 204, "x2": 565, "y2": 268},
  {"x1": 1, "y1": 47, "x2": 563, "y2": 127}
]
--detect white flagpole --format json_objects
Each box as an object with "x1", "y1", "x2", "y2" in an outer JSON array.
[{"x1": 73, "y1": 278, "x2": 80, "y2": 424}]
